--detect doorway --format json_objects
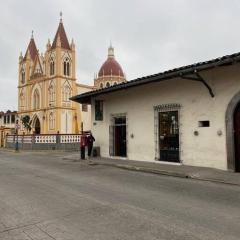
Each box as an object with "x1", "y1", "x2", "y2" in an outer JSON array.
[
  {"x1": 34, "y1": 117, "x2": 41, "y2": 134},
  {"x1": 234, "y1": 104, "x2": 240, "y2": 172},
  {"x1": 110, "y1": 116, "x2": 127, "y2": 157},
  {"x1": 0, "y1": 131, "x2": 3, "y2": 147},
  {"x1": 159, "y1": 111, "x2": 180, "y2": 162}
]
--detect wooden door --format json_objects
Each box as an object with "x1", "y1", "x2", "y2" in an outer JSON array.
[{"x1": 234, "y1": 104, "x2": 240, "y2": 172}]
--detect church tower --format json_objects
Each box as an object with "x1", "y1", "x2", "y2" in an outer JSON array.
[{"x1": 18, "y1": 15, "x2": 81, "y2": 134}]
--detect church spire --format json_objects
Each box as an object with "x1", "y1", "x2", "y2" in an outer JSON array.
[
  {"x1": 108, "y1": 43, "x2": 114, "y2": 58},
  {"x1": 60, "y1": 11, "x2": 63, "y2": 22},
  {"x1": 51, "y1": 13, "x2": 71, "y2": 50},
  {"x1": 23, "y1": 31, "x2": 38, "y2": 61}
]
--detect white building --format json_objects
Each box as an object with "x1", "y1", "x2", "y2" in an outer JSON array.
[
  {"x1": 72, "y1": 52, "x2": 240, "y2": 172},
  {"x1": 0, "y1": 111, "x2": 17, "y2": 147}
]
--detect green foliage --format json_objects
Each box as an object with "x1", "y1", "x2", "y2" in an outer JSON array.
[{"x1": 21, "y1": 115, "x2": 32, "y2": 133}]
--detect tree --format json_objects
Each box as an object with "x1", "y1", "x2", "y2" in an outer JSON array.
[{"x1": 21, "y1": 115, "x2": 32, "y2": 133}]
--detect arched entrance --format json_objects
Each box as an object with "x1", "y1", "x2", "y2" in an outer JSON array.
[
  {"x1": 226, "y1": 91, "x2": 240, "y2": 172},
  {"x1": 32, "y1": 116, "x2": 41, "y2": 135},
  {"x1": 234, "y1": 104, "x2": 240, "y2": 172}
]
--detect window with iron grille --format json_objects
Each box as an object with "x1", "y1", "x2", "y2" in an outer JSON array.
[
  {"x1": 82, "y1": 104, "x2": 88, "y2": 112},
  {"x1": 154, "y1": 104, "x2": 181, "y2": 161},
  {"x1": 95, "y1": 100, "x2": 103, "y2": 121}
]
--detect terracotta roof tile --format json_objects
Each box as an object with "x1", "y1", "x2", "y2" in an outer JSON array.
[
  {"x1": 98, "y1": 58, "x2": 124, "y2": 77},
  {"x1": 51, "y1": 21, "x2": 71, "y2": 50},
  {"x1": 23, "y1": 38, "x2": 38, "y2": 61}
]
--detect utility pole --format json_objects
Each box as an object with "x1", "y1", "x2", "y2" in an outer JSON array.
[{"x1": 15, "y1": 119, "x2": 20, "y2": 152}]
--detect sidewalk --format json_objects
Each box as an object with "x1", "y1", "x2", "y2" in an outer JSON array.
[{"x1": 64, "y1": 153, "x2": 240, "y2": 186}]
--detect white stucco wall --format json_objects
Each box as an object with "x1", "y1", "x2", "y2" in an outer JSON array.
[
  {"x1": 77, "y1": 84, "x2": 94, "y2": 131},
  {"x1": 91, "y1": 64, "x2": 240, "y2": 170}
]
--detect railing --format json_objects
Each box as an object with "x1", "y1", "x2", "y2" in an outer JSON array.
[
  {"x1": 61, "y1": 135, "x2": 81, "y2": 143},
  {"x1": 35, "y1": 135, "x2": 57, "y2": 143},
  {"x1": 6, "y1": 134, "x2": 83, "y2": 144}
]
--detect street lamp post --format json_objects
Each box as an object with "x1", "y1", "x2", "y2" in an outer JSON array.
[{"x1": 15, "y1": 120, "x2": 20, "y2": 152}]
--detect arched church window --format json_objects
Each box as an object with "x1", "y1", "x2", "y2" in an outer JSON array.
[
  {"x1": 50, "y1": 58, "x2": 55, "y2": 76},
  {"x1": 33, "y1": 89, "x2": 40, "y2": 110},
  {"x1": 100, "y1": 83, "x2": 103, "y2": 89},
  {"x1": 114, "y1": 82, "x2": 117, "y2": 85},
  {"x1": 63, "y1": 57, "x2": 70, "y2": 76},
  {"x1": 21, "y1": 69, "x2": 25, "y2": 84},
  {"x1": 49, "y1": 83, "x2": 55, "y2": 103},
  {"x1": 49, "y1": 112, "x2": 55, "y2": 130},
  {"x1": 106, "y1": 82, "x2": 110, "y2": 88},
  {"x1": 62, "y1": 84, "x2": 71, "y2": 102},
  {"x1": 20, "y1": 91, "x2": 25, "y2": 109}
]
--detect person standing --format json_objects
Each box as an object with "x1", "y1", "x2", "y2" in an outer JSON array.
[
  {"x1": 87, "y1": 132, "x2": 95, "y2": 159},
  {"x1": 80, "y1": 133, "x2": 87, "y2": 160}
]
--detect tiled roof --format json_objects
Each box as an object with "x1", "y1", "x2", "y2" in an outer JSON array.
[
  {"x1": 98, "y1": 57, "x2": 124, "y2": 77},
  {"x1": 71, "y1": 51, "x2": 240, "y2": 104},
  {"x1": 23, "y1": 38, "x2": 38, "y2": 61},
  {"x1": 51, "y1": 21, "x2": 71, "y2": 50}
]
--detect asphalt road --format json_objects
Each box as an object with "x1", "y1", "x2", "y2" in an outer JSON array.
[{"x1": 0, "y1": 151, "x2": 239, "y2": 240}]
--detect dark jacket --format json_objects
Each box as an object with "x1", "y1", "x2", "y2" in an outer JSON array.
[{"x1": 87, "y1": 134, "x2": 95, "y2": 145}]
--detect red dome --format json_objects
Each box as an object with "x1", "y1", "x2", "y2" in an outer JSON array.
[{"x1": 98, "y1": 57, "x2": 124, "y2": 77}]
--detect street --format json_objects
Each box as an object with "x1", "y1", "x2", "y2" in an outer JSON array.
[{"x1": 0, "y1": 151, "x2": 239, "y2": 240}]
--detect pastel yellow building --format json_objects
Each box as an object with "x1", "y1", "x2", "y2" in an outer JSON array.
[{"x1": 18, "y1": 17, "x2": 94, "y2": 134}]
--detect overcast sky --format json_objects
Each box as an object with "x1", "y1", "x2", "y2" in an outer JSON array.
[{"x1": 1, "y1": 0, "x2": 240, "y2": 111}]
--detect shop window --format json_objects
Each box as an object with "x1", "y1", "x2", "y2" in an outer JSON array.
[
  {"x1": 95, "y1": 100, "x2": 103, "y2": 121},
  {"x1": 199, "y1": 121, "x2": 210, "y2": 127},
  {"x1": 159, "y1": 111, "x2": 179, "y2": 162}
]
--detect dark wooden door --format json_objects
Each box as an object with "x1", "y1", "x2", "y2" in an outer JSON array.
[
  {"x1": 35, "y1": 118, "x2": 41, "y2": 135},
  {"x1": 234, "y1": 104, "x2": 240, "y2": 172},
  {"x1": 114, "y1": 116, "x2": 127, "y2": 157}
]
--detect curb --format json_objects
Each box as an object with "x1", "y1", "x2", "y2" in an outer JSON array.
[
  {"x1": 90, "y1": 161, "x2": 188, "y2": 178},
  {"x1": 62, "y1": 157, "x2": 240, "y2": 187},
  {"x1": 88, "y1": 161, "x2": 240, "y2": 187}
]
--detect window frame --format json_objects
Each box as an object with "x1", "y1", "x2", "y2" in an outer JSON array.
[{"x1": 95, "y1": 100, "x2": 103, "y2": 121}]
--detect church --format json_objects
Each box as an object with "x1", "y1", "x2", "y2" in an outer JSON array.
[
  {"x1": 17, "y1": 15, "x2": 126, "y2": 135},
  {"x1": 18, "y1": 16, "x2": 90, "y2": 134}
]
